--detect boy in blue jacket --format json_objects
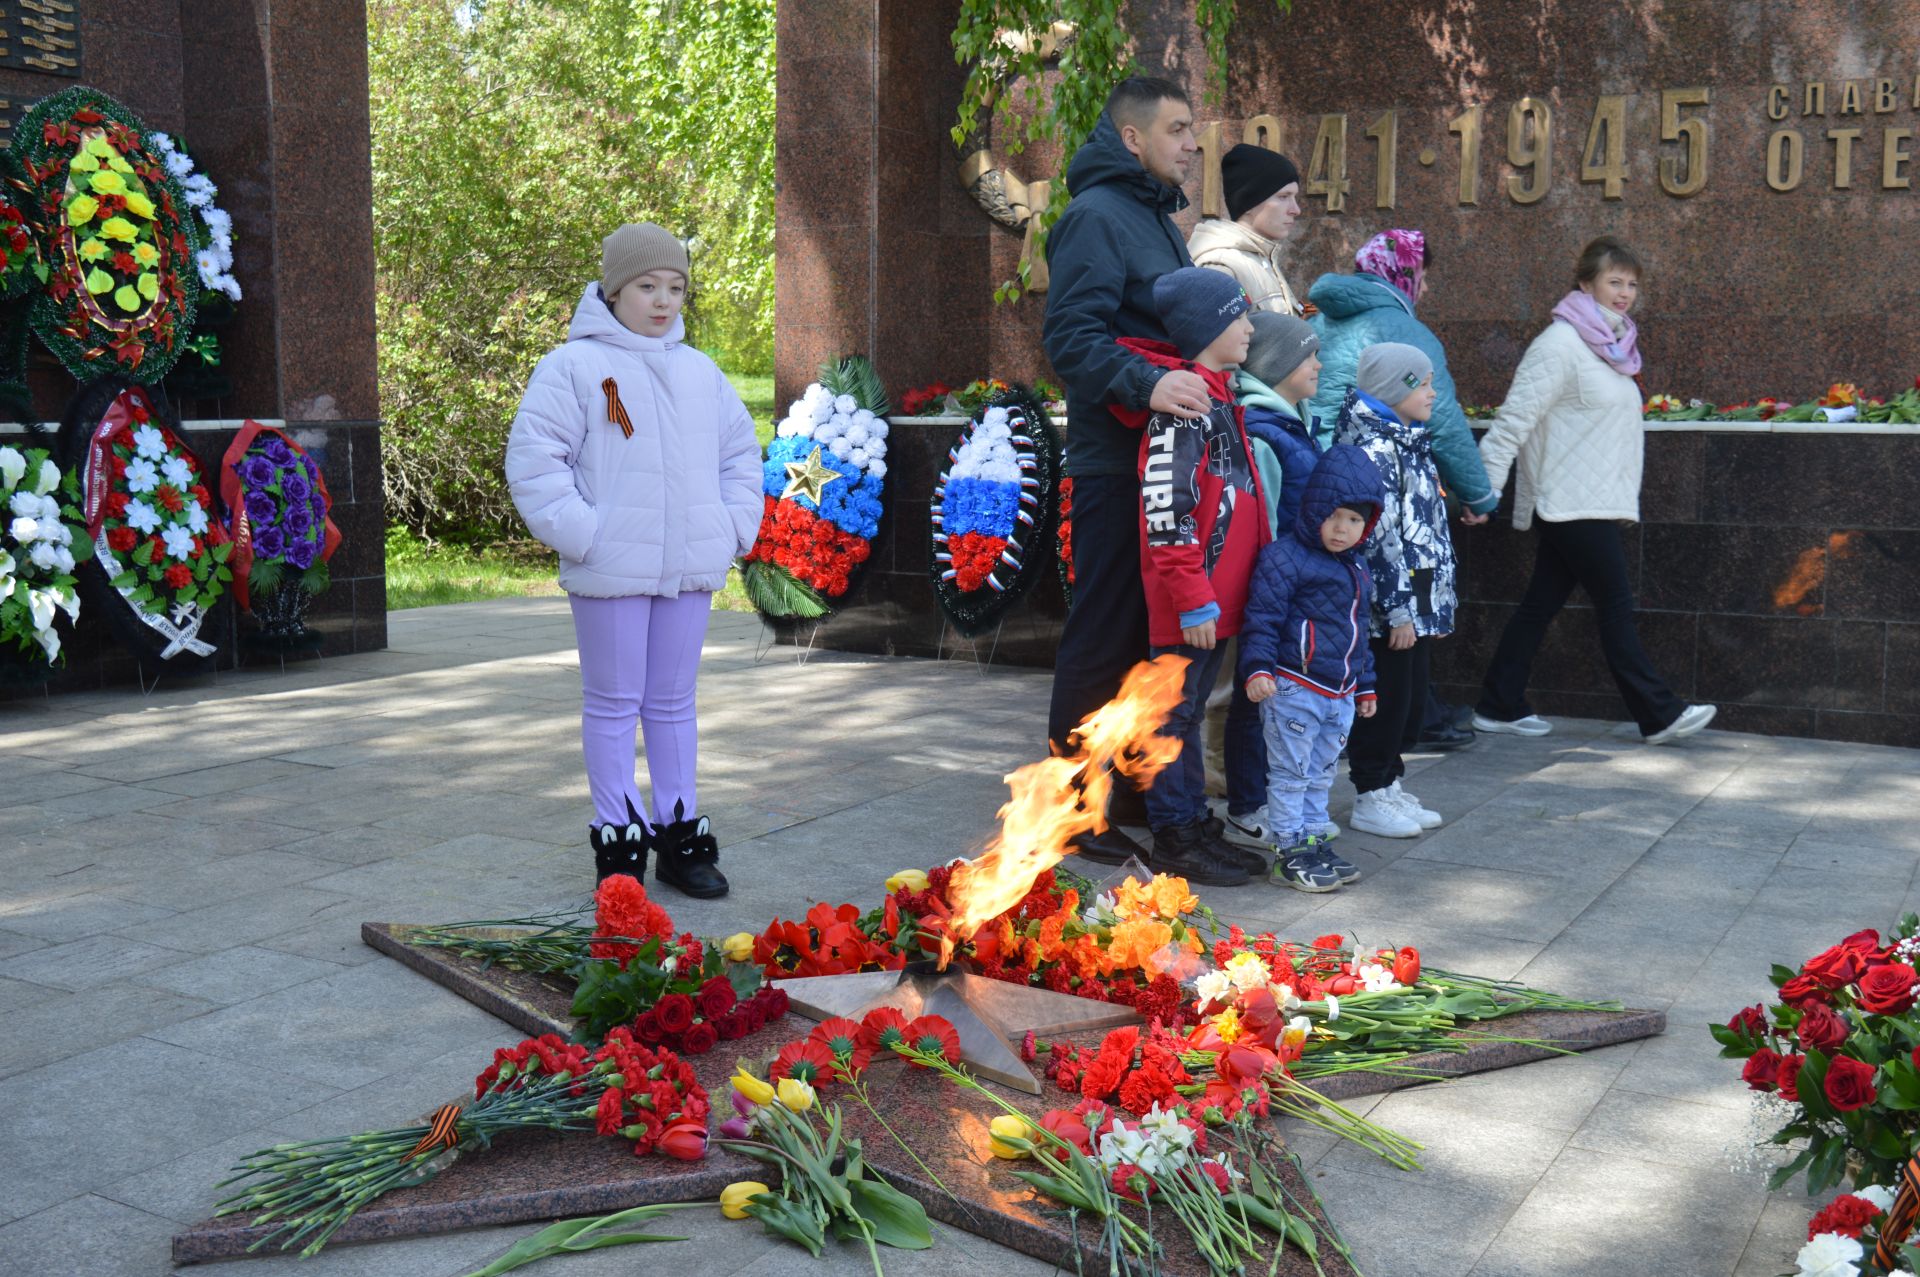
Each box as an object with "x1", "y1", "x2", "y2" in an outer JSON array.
[{"x1": 1238, "y1": 444, "x2": 1384, "y2": 891}]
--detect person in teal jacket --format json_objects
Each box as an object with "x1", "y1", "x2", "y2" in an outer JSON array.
[{"x1": 1306, "y1": 229, "x2": 1498, "y2": 518}]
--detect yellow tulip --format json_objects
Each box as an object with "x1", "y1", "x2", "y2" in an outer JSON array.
[
  {"x1": 988, "y1": 1114, "x2": 1034, "y2": 1159},
  {"x1": 99, "y1": 216, "x2": 138, "y2": 243},
  {"x1": 123, "y1": 192, "x2": 156, "y2": 220},
  {"x1": 720, "y1": 1181, "x2": 770, "y2": 1219},
  {"x1": 720, "y1": 932, "x2": 755, "y2": 962},
  {"x1": 730, "y1": 1067, "x2": 774, "y2": 1107},
  {"x1": 67, "y1": 195, "x2": 98, "y2": 227},
  {"x1": 776, "y1": 1077, "x2": 815, "y2": 1112},
  {"x1": 885, "y1": 869, "x2": 930, "y2": 894},
  {"x1": 113, "y1": 284, "x2": 140, "y2": 313},
  {"x1": 89, "y1": 169, "x2": 127, "y2": 196}
]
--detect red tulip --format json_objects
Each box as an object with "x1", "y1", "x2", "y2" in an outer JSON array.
[{"x1": 658, "y1": 1119, "x2": 708, "y2": 1161}]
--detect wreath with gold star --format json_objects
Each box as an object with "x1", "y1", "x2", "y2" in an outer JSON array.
[{"x1": 740, "y1": 356, "x2": 891, "y2": 620}]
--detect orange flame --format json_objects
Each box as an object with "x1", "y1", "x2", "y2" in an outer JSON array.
[
  {"x1": 1772, "y1": 532, "x2": 1856, "y2": 615},
  {"x1": 938, "y1": 655, "x2": 1190, "y2": 966}
]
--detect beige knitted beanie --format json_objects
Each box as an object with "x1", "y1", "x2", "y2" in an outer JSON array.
[{"x1": 602, "y1": 223, "x2": 689, "y2": 297}]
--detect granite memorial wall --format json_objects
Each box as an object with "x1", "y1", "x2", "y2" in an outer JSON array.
[
  {"x1": 775, "y1": 0, "x2": 1920, "y2": 746},
  {"x1": 1, "y1": 1, "x2": 384, "y2": 695}
]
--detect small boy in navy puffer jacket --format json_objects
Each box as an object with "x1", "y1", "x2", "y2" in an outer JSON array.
[{"x1": 1238, "y1": 443, "x2": 1384, "y2": 892}]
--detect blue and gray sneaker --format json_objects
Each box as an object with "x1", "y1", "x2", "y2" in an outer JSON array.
[
  {"x1": 1315, "y1": 840, "x2": 1362, "y2": 885},
  {"x1": 1270, "y1": 837, "x2": 1341, "y2": 893}
]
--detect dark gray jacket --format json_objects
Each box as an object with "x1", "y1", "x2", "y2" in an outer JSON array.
[{"x1": 1041, "y1": 114, "x2": 1192, "y2": 478}]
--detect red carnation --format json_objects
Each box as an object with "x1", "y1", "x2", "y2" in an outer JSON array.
[
  {"x1": 164, "y1": 563, "x2": 193, "y2": 589},
  {"x1": 1741, "y1": 1048, "x2": 1782, "y2": 1092},
  {"x1": 107, "y1": 526, "x2": 137, "y2": 552},
  {"x1": 1856, "y1": 962, "x2": 1917, "y2": 1015},
  {"x1": 1110, "y1": 1163, "x2": 1153, "y2": 1202},
  {"x1": 106, "y1": 490, "x2": 130, "y2": 516},
  {"x1": 1118, "y1": 1064, "x2": 1177, "y2": 1115},
  {"x1": 654, "y1": 993, "x2": 695, "y2": 1036},
  {"x1": 680, "y1": 1021, "x2": 719, "y2": 1055},
  {"x1": 1080, "y1": 1050, "x2": 1129, "y2": 1101},
  {"x1": 1797, "y1": 1003, "x2": 1848, "y2": 1055},
  {"x1": 695, "y1": 976, "x2": 736, "y2": 1020},
  {"x1": 1807, "y1": 1193, "x2": 1882, "y2": 1240}
]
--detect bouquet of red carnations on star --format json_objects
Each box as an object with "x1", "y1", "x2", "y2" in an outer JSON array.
[
  {"x1": 216, "y1": 1027, "x2": 710, "y2": 1256},
  {"x1": 1713, "y1": 915, "x2": 1920, "y2": 1204}
]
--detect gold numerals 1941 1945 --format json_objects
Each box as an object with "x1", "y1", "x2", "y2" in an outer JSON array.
[{"x1": 1195, "y1": 90, "x2": 1717, "y2": 213}]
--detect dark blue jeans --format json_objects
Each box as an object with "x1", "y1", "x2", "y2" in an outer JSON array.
[
  {"x1": 1224, "y1": 674, "x2": 1268, "y2": 818},
  {"x1": 1145, "y1": 642, "x2": 1228, "y2": 831}
]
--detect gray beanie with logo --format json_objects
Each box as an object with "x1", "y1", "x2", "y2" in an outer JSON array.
[
  {"x1": 1356, "y1": 342, "x2": 1434, "y2": 407},
  {"x1": 1151, "y1": 267, "x2": 1251, "y2": 360},
  {"x1": 1242, "y1": 312, "x2": 1319, "y2": 388}
]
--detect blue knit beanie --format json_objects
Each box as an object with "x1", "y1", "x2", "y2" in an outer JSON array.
[{"x1": 1152, "y1": 267, "x2": 1250, "y2": 360}]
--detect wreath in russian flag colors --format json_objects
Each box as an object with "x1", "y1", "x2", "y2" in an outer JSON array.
[
  {"x1": 739, "y1": 356, "x2": 890, "y2": 621},
  {"x1": 929, "y1": 387, "x2": 1062, "y2": 637}
]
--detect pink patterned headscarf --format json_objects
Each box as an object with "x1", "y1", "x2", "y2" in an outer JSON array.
[{"x1": 1354, "y1": 229, "x2": 1426, "y2": 306}]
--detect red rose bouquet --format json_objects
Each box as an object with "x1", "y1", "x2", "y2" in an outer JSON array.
[
  {"x1": 1714, "y1": 915, "x2": 1920, "y2": 1203},
  {"x1": 570, "y1": 874, "x2": 764, "y2": 1047}
]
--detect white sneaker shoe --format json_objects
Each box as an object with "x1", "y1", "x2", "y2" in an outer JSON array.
[
  {"x1": 1217, "y1": 804, "x2": 1273, "y2": 850},
  {"x1": 1472, "y1": 713, "x2": 1553, "y2": 737},
  {"x1": 1645, "y1": 703, "x2": 1717, "y2": 745},
  {"x1": 1385, "y1": 780, "x2": 1442, "y2": 830},
  {"x1": 1350, "y1": 789, "x2": 1422, "y2": 838},
  {"x1": 1315, "y1": 819, "x2": 1342, "y2": 841}
]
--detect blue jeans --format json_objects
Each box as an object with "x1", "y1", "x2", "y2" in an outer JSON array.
[
  {"x1": 1145, "y1": 643, "x2": 1228, "y2": 831},
  {"x1": 1224, "y1": 675, "x2": 1268, "y2": 818},
  {"x1": 1261, "y1": 681, "x2": 1356, "y2": 846}
]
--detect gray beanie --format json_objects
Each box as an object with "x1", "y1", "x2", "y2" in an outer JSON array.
[
  {"x1": 1152, "y1": 267, "x2": 1250, "y2": 360},
  {"x1": 1242, "y1": 312, "x2": 1319, "y2": 388},
  {"x1": 602, "y1": 222, "x2": 689, "y2": 297},
  {"x1": 1356, "y1": 342, "x2": 1434, "y2": 407}
]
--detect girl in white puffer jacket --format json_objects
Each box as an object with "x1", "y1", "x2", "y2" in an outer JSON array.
[
  {"x1": 1471, "y1": 236, "x2": 1714, "y2": 746},
  {"x1": 505, "y1": 223, "x2": 763, "y2": 896}
]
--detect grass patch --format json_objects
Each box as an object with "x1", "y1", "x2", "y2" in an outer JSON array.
[{"x1": 384, "y1": 372, "x2": 777, "y2": 613}]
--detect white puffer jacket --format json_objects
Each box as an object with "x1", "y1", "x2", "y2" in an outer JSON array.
[
  {"x1": 505, "y1": 283, "x2": 764, "y2": 597},
  {"x1": 1186, "y1": 217, "x2": 1303, "y2": 316},
  {"x1": 1478, "y1": 319, "x2": 1644, "y2": 531}
]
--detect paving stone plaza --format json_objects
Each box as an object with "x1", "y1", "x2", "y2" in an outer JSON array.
[{"x1": 4, "y1": 597, "x2": 1917, "y2": 1274}]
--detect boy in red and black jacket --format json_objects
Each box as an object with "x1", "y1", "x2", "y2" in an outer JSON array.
[{"x1": 1110, "y1": 267, "x2": 1271, "y2": 887}]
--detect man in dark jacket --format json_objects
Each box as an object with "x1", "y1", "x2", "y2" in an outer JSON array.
[{"x1": 1043, "y1": 75, "x2": 1212, "y2": 864}]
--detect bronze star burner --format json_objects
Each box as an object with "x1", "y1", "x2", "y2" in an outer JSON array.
[{"x1": 778, "y1": 960, "x2": 1139, "y2": 1093}]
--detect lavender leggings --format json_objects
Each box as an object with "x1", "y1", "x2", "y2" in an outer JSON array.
[{"x1": 569, "y1": 591, "x2": 712, "y2": 827}]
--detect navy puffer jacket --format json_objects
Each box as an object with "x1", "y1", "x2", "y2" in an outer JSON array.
[{"x1": 1237, "y1": 443, "x2": 1384, "y2": 701}]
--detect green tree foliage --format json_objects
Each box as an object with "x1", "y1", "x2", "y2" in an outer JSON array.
[{"x1": 370, "y1": 0, "x2": 773, "y2": 538}]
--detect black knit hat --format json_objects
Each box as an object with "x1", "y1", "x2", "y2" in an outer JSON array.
[{"x1": 1222, "y1": 144, "x2": 1301, "y2": 221}]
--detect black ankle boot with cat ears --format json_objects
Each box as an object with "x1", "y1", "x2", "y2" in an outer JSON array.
[
  {"x1": 591, "y1": 798, "x2": 651, "y2": 884},
  {"x1": 651, "y1": 800, "x2": 727, "y2": 899}
]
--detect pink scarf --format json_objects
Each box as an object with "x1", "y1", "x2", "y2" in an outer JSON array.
[
  {"x1": 1551, "y1": 289, "x2": 1641, "y2": 376},
  {"x1": 1353, "y1": 229, "x2": 1425, "y2": 306}
]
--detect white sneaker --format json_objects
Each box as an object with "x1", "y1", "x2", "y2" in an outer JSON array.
[
  {"x1": 1350, "y1": 789, "x2": 1422, "y2": 838},
  {"x1": 1472, "y1": 713, "x2": 1553, "y2": 737},
  {"x1": 1315, "y1": 819, "x2": 1342, "y2": 841},
  {"x1": 1645, "y1": 703, "x2": 1717, "y2": 745},
  {"x1": 1385, "y1": 780, "x2": 1442, "y2": 830},
  {"x1": 1217, "y1": 804, "x2": 1273, "y2": 850}
]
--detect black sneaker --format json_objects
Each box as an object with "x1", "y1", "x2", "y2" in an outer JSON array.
[
  {"x1": 652, "y1": 801, "x2": 728, "y2": 899},
  {"x1": 1200, "y1": 813, "x2": 1268, "y2": 875},
  {"x1": 1270, "y1": 839, "x2": 1341, "y2": 893},
  {"x1": 1150, "y1": 822, "x2": 1250, "y2": 888},
  {"x1": 592, "y1": 799, "x2": 650, "y2": 883},
  {"x1": 1070, "y1": 825, "x2": 1149, "y2": 866},
  {"x1": 1413, "y1": 723, "x2": 1476, "y2": 752}
]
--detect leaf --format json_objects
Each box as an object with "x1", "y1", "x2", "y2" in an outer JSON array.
[
  {"x1": 1708, "y1": 1024, "x2": 1750, "y2": 1050},
  {"x1": 458, "y1": 1206, "x2": 689, "y2": 1277},
  {"x1": 739, "y1": 559, "x2": 827, "y2": 618},
  {"x1": 745, "y1": 1195, "x2": 825, "y2": 1257},
  {"x1": 1768, "y1": 1145, "x2": 1815, "y2": 1191},
  {"x1": 846, "y1": 1177, "x2": 932, "y2": 1250},
  {"x1": 1224, "y1": 1192, "x2": 1296, "y2": 1239}
]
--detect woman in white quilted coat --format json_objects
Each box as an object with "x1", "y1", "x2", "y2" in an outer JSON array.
[
  {"x1": 1471, "y1": 237, "x2": 1715, "y2": 745},
  {"x1": 505, "y1": 223, "x2": 763, "y2": 896}
]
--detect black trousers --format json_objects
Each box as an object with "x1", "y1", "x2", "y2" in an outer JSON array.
[
  {"x1": 1047, "y1": 472, "x2": 1150, "y2": 751},
  {"x1": 1476, "y1": 518, "x2": 1683, "y2": 736},
  {"x1": 1348, "y1": 635, "x2": 1430, "y2": 795}
]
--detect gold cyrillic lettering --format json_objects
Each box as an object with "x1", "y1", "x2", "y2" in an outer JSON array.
[
  {"x1": 1884, "y1": 128, "x2": 1913, "y2": 189},
  {"x1": 1804, "y1": 82, "x2": 1826, "y2": 116},
  {"x1": 1767, "y1": 129, "x2": 1803, "y2": 192},
  {"x1": 1828, "y1": 127, "x2": 1863, "y2": 188}
]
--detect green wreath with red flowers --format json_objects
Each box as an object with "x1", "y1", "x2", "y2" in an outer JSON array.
[{"x1": 11, "y1": 86, "x2": 203, "y2": 381}]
